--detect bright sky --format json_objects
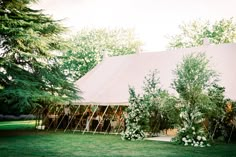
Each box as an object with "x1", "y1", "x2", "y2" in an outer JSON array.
[{"x1": 33, "y1": 0, "x2": 236, "y2": 51}]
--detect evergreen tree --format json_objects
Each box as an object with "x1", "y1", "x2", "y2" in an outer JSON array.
[{"x1": 0, "y1": 0, "x2": 79, "y2": 114}]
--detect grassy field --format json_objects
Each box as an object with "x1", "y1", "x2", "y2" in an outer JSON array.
[
  {"x1": 0, "y1": 121, "x2": 235, "y2": 157},
  {"x1": 0, "y1": 120, "x2": 35, "y2": 130}
]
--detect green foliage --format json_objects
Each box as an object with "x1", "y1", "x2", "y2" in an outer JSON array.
[
  {"x1": 123, "y1": 70, "x2": 179, "y2": 139},
  {"x1": 172, "y1": 53, "x2": 220, "y2": 146},
  {"x1": 0, "y1": 0, "x2": 79, "y2": 114},
  {"x1": 172, "y1": 107, "x2": 210, "y2": 147},
  {"x1": 61, "y1": 28, "x2": 142, "y2": 81},
  {"x1": 142, "y1": 70, "x2": 161, "y2": 133},
  {"x1": 158, "y1": 93, "x2": 180, "y2": 130},
  {"x1": 208, "y1": 84, "x2": 226, "y2": 119},
  {"x1": 122, "y1": 87, "x2": 149, "y2": 140},
  {"x1": 172, "y1": 53, "x2": 217, "y2": 111},
  {"x1": 143, "y1": 70, "x2": 178, "y2": 134},
  {"x1": 168, "y1": 18, "x2": 236, "y2": 49}
]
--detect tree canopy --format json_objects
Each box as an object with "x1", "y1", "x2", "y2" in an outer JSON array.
[
  {"x1": 61, "y1": 28, "x2": 142, "y2": 81},
  {"x1": 0, "y1": 0, "x2": 79, "y2": 114},
  {"x1": 167, "y1": 18, "x2": 236, "y2": 49}
]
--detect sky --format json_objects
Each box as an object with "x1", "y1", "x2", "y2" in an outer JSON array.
[{"x1": 32, "y1": 0, "x2": 236, "y2": 51}]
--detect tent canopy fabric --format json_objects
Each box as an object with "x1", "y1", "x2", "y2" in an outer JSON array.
[{"x1": 74, "y1": 43, "x2": 236, "y2": 105}]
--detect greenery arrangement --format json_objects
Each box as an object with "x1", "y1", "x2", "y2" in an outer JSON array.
[
  {"x1": 122, "y1": 70, "x2": 178, "y2": 140},
  {"x1": 171, "y1": 53, "x2": 217, "y2": 146},
  {"x1": 121, "y1": 87, "x2": 149, "y2": 140}
]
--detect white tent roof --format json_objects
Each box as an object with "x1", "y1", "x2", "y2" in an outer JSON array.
[{"x1": 74, "y1": 43, "x2": 236, "y2": 105}]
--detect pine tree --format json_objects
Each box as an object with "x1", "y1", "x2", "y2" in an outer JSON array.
[{"x1": 0, "y1": 0, "x2": 79, "y2": 114}]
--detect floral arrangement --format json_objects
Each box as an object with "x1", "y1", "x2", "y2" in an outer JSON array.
[
  {"x1": 172, "y1": 108, "x2": 211, "y2": 147},
  {"x1": 121, "y1": 87, "x2": 149, "y2": 141}
]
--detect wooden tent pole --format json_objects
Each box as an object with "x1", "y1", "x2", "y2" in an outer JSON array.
[
  {"x1": 64, "y1": 105, "x2": 80, "y2": 132},
  {"x1": 104, "y1": 105, "x2": 120, "y2": 134},
  {"x1": 25, "y1": 107, "x2": 37, "y2": 123},
  {"x1": 41, "y1": 105, "x2": 53, "y2": 127},
  {"x1": 93, "y1": 105, "x2": 109, "y2": 134},
  {"x1": 73, "y1": 105, "x2": 89, "y2": 134},
  {"x1": 47, "y1": 105, "x2": 62, "y2": 131},
  {"x1": 83, "y1": 105, "x2": 98, "y2": 134},
  {"x1": 55, "y1": 108, "x2": 67, "y2": 132},
  {"x1": 116, "y1": 107, "x2": 125, "y2": 135}
]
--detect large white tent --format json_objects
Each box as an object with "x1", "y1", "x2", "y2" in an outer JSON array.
[
  {"x1": 74, "y1": 42, "x2": 236, "y2": 105},
  {"x1": 42, "y1": 42, "x2": 236, "y2": 134}
]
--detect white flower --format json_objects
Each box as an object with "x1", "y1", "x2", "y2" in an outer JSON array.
[
  {"x1": 193, "y1": 132, "x2": 196, "y2": 135},
  {"x1": 186, "y1": 135, "x2": 189, "y2": 138},
  {"x1": 188, "y1": 139, "x2": 192, "y2": 143},
  {"x1": 0, "y1": 67, "x2": 7, "y2": 74},
  {"x1": 8, "y1": 76, "x2": 12, "y2": 80},
  {"x1": 192, "y1": 127, "x2": 195, "y2": 130},
  {"x1": 207, "y1": 144, "x2": 211, "y2": 147},
  {"x1": 184, "y1": 142, "x2": 188, "y2": 146},
  {"x1": 182, "y1": 137, "x2": 186, "y2": 142},
  {"x1": 194, "y1": 144, "x2": 198, "y2": 147},
  {"x1": 202, "y1": 137, "x2": 206, "y2": 141},
  {"x1": 197, "y1": 136, "x2": 201, "y2": 141}
]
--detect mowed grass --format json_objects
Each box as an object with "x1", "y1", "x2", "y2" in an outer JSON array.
[
  {"x1": 0, "y1": 121, "x2": 236, "y2": 157},
  {"x1": 0, "y1": 120, "x2": 35, "y2": 130}
]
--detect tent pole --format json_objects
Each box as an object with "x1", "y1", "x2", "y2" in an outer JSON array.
[
  {"x1": 41, "y1": 105, "x2": 53, "y2": 127},
  {"x1": 55, "y1": 106, "x2": 67, "y2": 132},
  {"x1": 47, "y1": 105, "x2": 62, "y2": 131},
  {"x1": 228, "y1": 126, "x2": 234, "y2": 143},
  {"x1": 64, "y1": 105, "x2": 80, "y2": 132},
  {"x1": 46, "y1": 105, "x2": 56, "y2": 131},
  {"x1": 116, "y1": 107, "x2": 124, "y2": 135},
  {"x1": 93, "y1": 105, "x2": 109, "y2": 134},
  {"x1": 25, "y1": 107, "x2": 37, "y2": 123},
  {"x1": 104, "y1": 105, "x2": 120, "y2": 134},
  {"x1": 73, "y1": 105, "x2": 89, "y2": 134},
  {"x1": 82, "y1": 105, "x2": 98, "y2": 134}
]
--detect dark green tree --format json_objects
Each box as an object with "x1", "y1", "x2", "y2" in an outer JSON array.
[
  {"x1": 61, "y1": 28, "x2": 142, "y2": 81},
  {"x1": 0, "y1": 0, "x2": 79, "y2": 114},
  {"x1": 143, "y1": 70, "x2": 179, "y2": 134}
]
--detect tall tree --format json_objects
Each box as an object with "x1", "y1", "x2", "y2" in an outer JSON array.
[
  {"x1": 61, "y1": 28, "x2": 142, "y2": 81},
  {"x1": 0, "y1": 0, "x2": 79, "y2": 114},
  {"x1": 172, "y1": 53, "x2": 218, "y2": 146},
  {"x1": 167, "y1": 18, "x2": 236, "y2": 49}
]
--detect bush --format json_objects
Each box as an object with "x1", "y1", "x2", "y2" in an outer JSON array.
[{"x1": 0, "y1": 114, "x2": 36, "y2": 121}]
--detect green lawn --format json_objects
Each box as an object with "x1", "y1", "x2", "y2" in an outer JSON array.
[
  {"x1": 0, "y1": 121, "x2": 235, "y2": 157},
  {"x1": 0, "y1": 120, "x2": 35, "y2": 130}
]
